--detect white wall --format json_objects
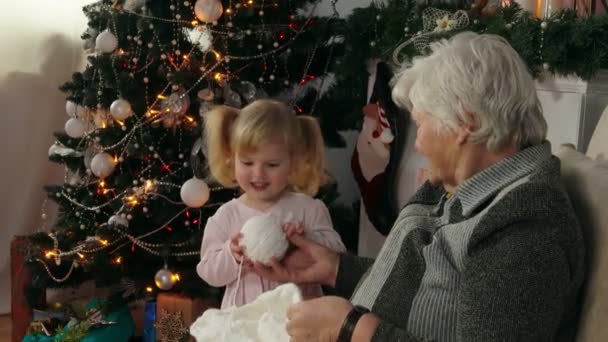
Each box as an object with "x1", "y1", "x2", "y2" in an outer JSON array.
[{"x1": 0, "y1": 0, "x2": 92, "y2": 314}]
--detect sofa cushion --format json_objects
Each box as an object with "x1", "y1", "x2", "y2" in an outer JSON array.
[
  {"x1": 555, "y1": 144, "x2": 608, "y2": 342},
  {"x1": 586, "y1": 106, "x2": 608, "y2": 163}
]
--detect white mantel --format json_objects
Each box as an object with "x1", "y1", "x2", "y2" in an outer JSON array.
[{"x1": 536, "y1": 70, "x2": 608, "y2": 152}]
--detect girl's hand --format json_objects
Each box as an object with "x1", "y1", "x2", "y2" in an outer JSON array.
[
  {"x1": 229, "y1": 232, "x2": 246, "y2": 264},
  {"x1": 283, "y1": 222, "x2": 304, "y2": 237}
]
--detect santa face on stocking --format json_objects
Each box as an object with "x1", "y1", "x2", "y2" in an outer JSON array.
[{"x1": 357, "y1": 102, "x2": 394, "y2": 182}]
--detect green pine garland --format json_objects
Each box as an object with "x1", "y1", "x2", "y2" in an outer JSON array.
[{"x1": 317, "y1": 0, "x2": 608, "y2": 137}]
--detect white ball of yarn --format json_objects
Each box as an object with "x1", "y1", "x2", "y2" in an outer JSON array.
[{"x1": 240, "y1": 214, "x2": 288, "y2": 265}]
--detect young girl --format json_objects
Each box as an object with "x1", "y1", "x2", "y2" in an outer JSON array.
[{"x1": 196, "y1": 99, "x2": 345, "y2": 309}]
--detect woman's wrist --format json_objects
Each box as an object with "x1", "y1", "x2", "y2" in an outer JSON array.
[
  {"x1": 326, "y1": 251, "x2": 340, "y2": 287},
  {"x1": 351, "y1": 313, "x2": 380, "y2": 342},
  {"x1": 337, "y1": 305, "x2": 378, "y2": 342}
]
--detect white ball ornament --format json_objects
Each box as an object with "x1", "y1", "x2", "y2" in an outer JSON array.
[
  {"x1": 90, "y1": 152, "x2": 116, "y2": 178},
  {"x1": 240, "y1": 214, "x2": 289, "y2": 265},
  {"x1": 65, "y1": 118, "x2": 86, "y2": 138},
  {"x1": 194, "y1": 0, "x2": 223, "y2": 23},
  {"x1": 65, "y1": 100, "x2": 77, "y2": 117},
  {"x1": 180, "y1": 178, "x2": 210, "y2": 208},
  {"x1": 96, "y1": 30, "x2": 118, "y2": 53},
  {"x1": 110, "y1": 99, "x2": 133, "y2": 120}
]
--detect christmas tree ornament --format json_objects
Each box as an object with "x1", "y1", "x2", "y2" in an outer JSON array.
[
  {"x1": 162, "y1": 91, "x2": 190, "y2": 115},
  {"x1": 108, "y1": 215, "x2": 129, "y2": 227},
  {"x1": 184, "y1": 26, "x2": 213, "y2": 52},
  {"x1": 123, "y1": 0, "x2": 146, "y2": 11},
  {"x1": 64, "y1": 118, "x2": 86, "y2": 138},
  {"x1": 240, "y1": 214, "x2": 289, "y2": 265},
  {"x1": 110, "y1": 98, "x2": 133, "y2": 120},
  {"x1": 197, "y1": 88, "x2": 214, "y2": 101},
  {"x1": 65, "y1": 100, "x2": 77, "y2": 117},
  {"x1": 155, "y1": 309, "x2": 188, "y2": 342},
  {"x1": 48, "y1": 143, "x2": 82, "y2": 158},
  {"x1": 90, "y1": 152, "x2": 117, "y2": 178},
  {"x1": 223, "y1": 88, "x2": 242, "y2": 108},
  {"x1": 239, "y1": 81, "x2": 257, "y2": 102},
  {"x1": 194, "y1": 0, "x2": 223, "y2": 23},
  {"x1": 154, "y1": 267, "x2": 176, "y2": 290},
  {"x1": 180, "y1": 178, "x2": 210, "y2": 208},
  {"x1": 83, "y1": 145, "x2": 100, "y2": 170},
  {"x1": 95, "y1": 30, "x2": 119, "y2": 53}
]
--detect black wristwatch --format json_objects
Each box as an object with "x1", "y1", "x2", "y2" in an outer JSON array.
[{"x1": 337, "y1": 305, "x2": 370, "y2": 342}]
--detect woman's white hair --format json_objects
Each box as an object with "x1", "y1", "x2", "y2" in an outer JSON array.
[{"x1": 391, "y1": 32, "x2": 547, "y2": 151}]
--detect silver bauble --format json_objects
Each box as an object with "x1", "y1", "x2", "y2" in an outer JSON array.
[
  {"x1": 154, "y1": 268, "x2": 176, "y2": 290},
  {"x1": 224, "y1": 90, "x2": 242, "y2": 108},
  {"x1": 239, "y1": 81, "x2": 257, "y2": 102}
]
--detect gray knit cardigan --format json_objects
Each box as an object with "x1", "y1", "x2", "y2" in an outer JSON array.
[{"x1": 335, "y1": 143, "x2": 585, "y2": 342}]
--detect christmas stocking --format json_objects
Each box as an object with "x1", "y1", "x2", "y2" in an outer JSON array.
[{"x1": 351, "y1": 61, "x2": 408, "y2": 236}]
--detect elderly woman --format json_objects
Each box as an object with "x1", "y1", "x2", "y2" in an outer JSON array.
[{"x1": 254, "y1": 32, "x2": 585, "y2": 341}]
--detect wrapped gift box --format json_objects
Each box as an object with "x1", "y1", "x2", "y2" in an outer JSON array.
[{"x1": 156, "y1": 293, "x2": 218, "y2": 341}]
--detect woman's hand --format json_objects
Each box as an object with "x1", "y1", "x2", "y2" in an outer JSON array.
[
  {"x1": 286, "y1": 296, "x2": 351, "y2": 342},
  {"x1": 252, "y1": 233, "x2": 340, "y2": 287},
  {"x1": 283, "y1": 222, "x2": 305, "y2": 237}
]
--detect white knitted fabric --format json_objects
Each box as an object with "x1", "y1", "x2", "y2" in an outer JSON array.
[
  {"x1": 240, "y1": 214, "x2": 289, "y2": 265},
  {"x1": 190, "y1": 283, "x2": 302, "y2": 341}
]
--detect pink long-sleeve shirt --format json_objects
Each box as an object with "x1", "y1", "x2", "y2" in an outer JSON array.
[{"x1": 196, "y1": 191, "x2": 346, "y2": 309}]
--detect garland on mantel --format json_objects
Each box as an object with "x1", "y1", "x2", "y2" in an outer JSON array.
[{"x1": 317, "y1": 0, "x2": 608, "y2": 140}]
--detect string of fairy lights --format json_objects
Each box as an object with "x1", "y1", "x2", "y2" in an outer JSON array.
[{"x1": 41, "y1": 0, "x2": 335, "y2": 291}]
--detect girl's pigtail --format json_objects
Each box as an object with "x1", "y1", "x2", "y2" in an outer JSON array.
[
  {"x1": 205, "y1": 105, "x2": 240, "y2": 187},
  {"x1": 291, "y1": 116, "x2": 326, "y2": 196}
]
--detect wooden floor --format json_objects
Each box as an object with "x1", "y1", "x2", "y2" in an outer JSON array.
[{"x1": 0, "y1": 314, "x2": 11, "y2": 342}]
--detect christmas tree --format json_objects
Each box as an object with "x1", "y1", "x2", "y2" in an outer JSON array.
[{"x1": 25, "y1": 0, "x2": 346, "y2": 307}]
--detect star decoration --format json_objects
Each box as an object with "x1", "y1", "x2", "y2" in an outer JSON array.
[
  {"x1": 155, "y1": 309, "x2": 189, "y2": 342},
  {"x1": 434, "y1": 15, "x2": 458, "y2": 32}
]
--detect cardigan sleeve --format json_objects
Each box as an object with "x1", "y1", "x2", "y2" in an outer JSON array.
[
  {"x1": 333, "y1": 253, "x2": 375, "y2": 298},
  {"x1": 456, "y1": 220, "x2": 579, "y2": 341}
]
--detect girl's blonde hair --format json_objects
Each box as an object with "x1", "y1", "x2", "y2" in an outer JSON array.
[{"x1": 205, "y1": 99, "x2": 326, "y2": 196}]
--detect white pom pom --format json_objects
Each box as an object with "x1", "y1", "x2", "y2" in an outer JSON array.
[
  {"x1": 240, "y1": 214, "x2": 289, "y2": 265},
  {"x1": 180, "y1": 178, "x2": 210, "y2": 208},
  {"x1": 380, "y1": 129, "x2": 394, "y2": 144}
]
